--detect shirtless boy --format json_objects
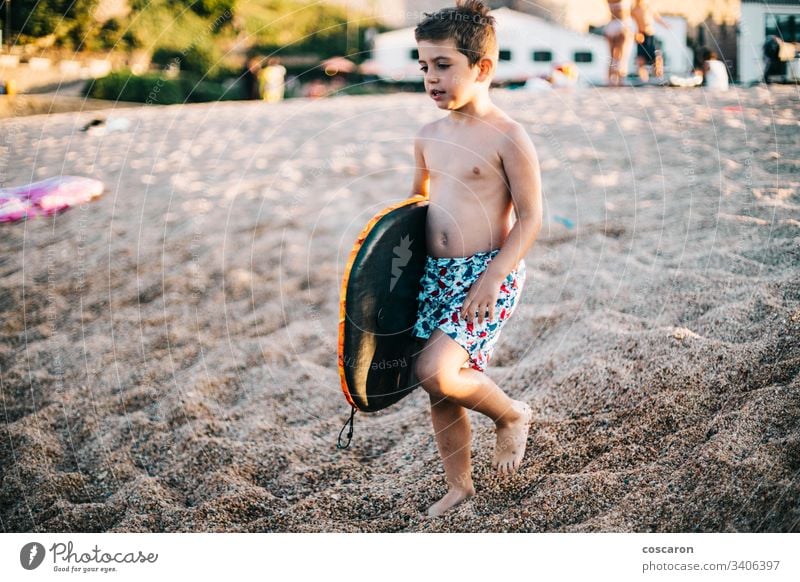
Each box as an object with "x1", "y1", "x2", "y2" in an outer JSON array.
[{"x1": 409, "y1": 0, "x2": 543, "y2": 518}]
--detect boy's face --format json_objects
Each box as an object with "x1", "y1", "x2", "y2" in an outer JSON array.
[{"x1": 417, "y1": 38, "x2": 492, "y2": 110}]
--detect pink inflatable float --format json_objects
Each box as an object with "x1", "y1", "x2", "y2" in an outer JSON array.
[{"x1": 0, "y1": 176, "x2": 104, "y2": 223}]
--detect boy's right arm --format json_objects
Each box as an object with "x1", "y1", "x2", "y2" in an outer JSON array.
[{"x1": 410, "y1": 130, "x2": 430, "y2": 199}]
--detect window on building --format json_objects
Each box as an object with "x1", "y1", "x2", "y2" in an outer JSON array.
[
  {"x1": 766, "y1": 14, "x2": 799, "y2": 43},
  {"x1": 574, "y1": 51, "x2": 593, "y2": 63},
  {"x1": 532, "y1": 50, "x2": 553, "y2": 62},
  {"x1": 411, "y1": 49, "x2": 419, "y2": 60}
]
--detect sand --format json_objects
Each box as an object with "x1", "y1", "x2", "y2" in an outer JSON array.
[{"x1": 0, "y1": 85, "x2": 798, "y2": 533}]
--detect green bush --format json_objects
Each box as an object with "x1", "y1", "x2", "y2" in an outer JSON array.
[
  {"x1": 182, "y1": 44, "x2": 221, "y2": 76},
  {"x1": 84, "y1": 69, "x2": 243, "y2": 104},
  {"x1": 181, "y1": 75, "x2": 244, "y2": 102},
  {"x1": 85, "y1": 70, "x2": 181, "y2": 104},
  {"x1": 151, "y1": 47, "x2": 184, "y2": 69},
  {"x1": 151, "y1": 43, "x2": 225, "y2": 77}
]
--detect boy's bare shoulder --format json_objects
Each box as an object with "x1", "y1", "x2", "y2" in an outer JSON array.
[
  {"x1": 477, "y1": 110, "x2": 529, "y2": 148},
  {"x1": 495, "y1": 115, "x2": 528, "y2": 140},
  {"x1": 496, "y1": 117, "x2": 537, "y2": 156},
  {"x1": 416, "y1": 118, "x2": 445, "y2": 139}
]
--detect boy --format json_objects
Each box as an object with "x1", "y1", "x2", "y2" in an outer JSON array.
[{"x1": 409, "y1": 0, "x2": 543, "y2": 518}]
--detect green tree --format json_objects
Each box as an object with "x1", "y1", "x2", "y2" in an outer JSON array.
[
  {"x1": 11, "y1": 0, "x2": 98, "y2": 46},
  {"x1": 186, "y1": 0, "x2": 237, "y2": 18}
]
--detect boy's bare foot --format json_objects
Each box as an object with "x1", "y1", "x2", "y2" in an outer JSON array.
[
  {"x1": 426, "y1": 485, "x2": 476, "y2": 518},
  {"x1": 493, "y1": 400, "x2": 533, "y2": 475}
]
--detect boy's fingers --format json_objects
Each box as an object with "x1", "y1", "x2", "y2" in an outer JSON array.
[
  {"x1": 461, "y1": 297, "x2": 498, "y2": 323},
  {"x1": 460, "y1": 302, "x2": 471, "y2": 322}
]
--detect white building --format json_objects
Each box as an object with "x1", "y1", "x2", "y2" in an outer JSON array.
[
  {"x1": 738, "y1": 0, "x2": 800, "y2": 84},
  {"x1": 369, "y1": 7, "x2": 691, "y2": 85}
]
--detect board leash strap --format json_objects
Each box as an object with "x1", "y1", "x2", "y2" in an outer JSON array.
[{"x1": 337, "y1": 406, "x2": 356, "y2": 449}]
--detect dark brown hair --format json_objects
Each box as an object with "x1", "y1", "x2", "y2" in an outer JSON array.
[{"x1": 414, "y1": 0, "x2": 498, "y2": 68}]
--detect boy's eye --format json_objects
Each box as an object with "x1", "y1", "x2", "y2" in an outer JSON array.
[{"x1": 419, "y1": 64, "x2": 449, "y2": 72}]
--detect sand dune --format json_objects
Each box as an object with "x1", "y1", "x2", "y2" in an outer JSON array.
[{"x1": 0, "y1": 85, "x2": 798, "y2": 532}]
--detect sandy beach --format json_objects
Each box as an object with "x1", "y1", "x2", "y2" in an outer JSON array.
[{"x1": 0, "y1": 84, "x2": 798, "y2": 532}]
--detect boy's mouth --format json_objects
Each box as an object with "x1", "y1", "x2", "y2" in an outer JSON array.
[{"x1": 430, "y1": 89, "x2": 446, "y2": 99}]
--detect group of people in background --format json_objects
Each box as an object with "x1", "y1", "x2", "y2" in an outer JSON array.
[
  {"x1": 603, "y1": 0, "x2": 667, "y2": 86},
  {"x1": 603, "y1": 0, "x2": 730, "y2": 90},
  {"x1": 242, "y1": 56, "x2": 347, "y2": 101}
]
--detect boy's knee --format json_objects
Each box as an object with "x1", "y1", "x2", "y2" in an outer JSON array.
[{"x1": 414, "y1": 357, "x2": 455, "y2": 398}]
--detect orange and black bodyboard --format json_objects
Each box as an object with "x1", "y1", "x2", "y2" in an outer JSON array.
[{"x1": 338, "y1": 196, "x2": 429, "y2": 413}]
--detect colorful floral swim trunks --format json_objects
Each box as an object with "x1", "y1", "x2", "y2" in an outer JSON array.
[{"x1": 412, "y1": 249, "x2": 526, "y2": 372}]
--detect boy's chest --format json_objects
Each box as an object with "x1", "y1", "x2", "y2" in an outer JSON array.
[{"x1": 425, "y1": 138, "x2": 504, "y2": 184}]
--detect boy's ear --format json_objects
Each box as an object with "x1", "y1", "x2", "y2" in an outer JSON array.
[{"x1": 475, "y1": 56, "x2": 494, "y2": 82}]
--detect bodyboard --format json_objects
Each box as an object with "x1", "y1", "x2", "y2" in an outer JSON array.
[{"x1": 338, "y1": 196, "x2": 429, "y2": 413}]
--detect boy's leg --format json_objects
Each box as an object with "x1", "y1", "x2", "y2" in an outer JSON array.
[
  {"x1": 416, "y1": 329, "x2": 533, "y2": 476},
  {"x1": 458, "y1": 367, "x2": 533, "y2": 475},
  {"x1": 427, "y1": 393, "x2": 475, "y2": 517},
  {"x1": 418, "y1": 330, "x2": 475, "y2": 517}
]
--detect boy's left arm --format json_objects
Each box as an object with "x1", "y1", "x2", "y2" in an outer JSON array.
[{"x1": 460, "y1": 123, "x2": 542, "y2": 325}]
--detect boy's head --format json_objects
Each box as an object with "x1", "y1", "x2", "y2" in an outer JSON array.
[
  {"x1": 414, "y1": 0, "x2": 498, "y2": 69},
  {"x1": 414, "y1": 1, "x2": 498, "y2": 107}
]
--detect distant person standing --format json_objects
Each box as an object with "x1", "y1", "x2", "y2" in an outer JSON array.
[
  {"x1": 761, "y1": 35, "x2": 795, "y2": 84},
  {"x1": 242, "y1": 56, "x2": 262, "y2": 100},
  {"x1": 604, "y1": 0, "x2": 635, "y2": 86},
  {"x1": 259, "y1": 57, "x2": 287, "y2": 103},
  {"x1": 631, "y1": 0, "x2": 668, "y2": 82},
  {"x1": 762, "y1": 36, "x2": 780, "y2": 84}
]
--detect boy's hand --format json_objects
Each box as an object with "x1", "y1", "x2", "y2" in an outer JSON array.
[{"x1": 460, "y1": 270, "x2": 505, "y2": 325}]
